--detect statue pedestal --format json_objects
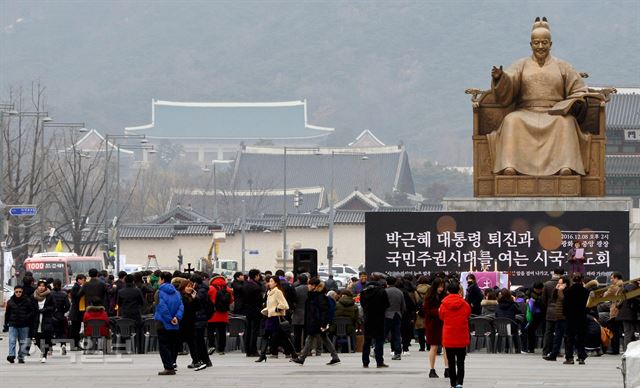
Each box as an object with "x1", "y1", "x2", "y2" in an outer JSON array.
[
  {"x1": 495, "y1": 176, "x2": 581, "y2": 196},
  {"x1": 442, "y1": 196, "x2": 633, "y2": 212}
]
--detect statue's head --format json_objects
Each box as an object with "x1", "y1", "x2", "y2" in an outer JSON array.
[{"x1": 530, "y1": 17, "x2": 552, "y2": 62}]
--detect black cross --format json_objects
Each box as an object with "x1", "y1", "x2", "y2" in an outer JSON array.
[{"x1": 184, "y1": 263, "x2": 195, "y2": 274}]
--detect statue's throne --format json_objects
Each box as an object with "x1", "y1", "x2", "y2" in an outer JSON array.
[{"x1": 466, "y1": 82, "x2": 615, "y2": 197}]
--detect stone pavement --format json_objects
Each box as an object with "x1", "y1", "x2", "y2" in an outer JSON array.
[{"x1": 0, "y1": 337, "x2": 625, "y2": 388}]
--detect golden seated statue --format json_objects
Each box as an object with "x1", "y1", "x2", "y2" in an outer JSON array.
[{"x1": 466, "y1": 17, "x2": 615, "y2": 197}]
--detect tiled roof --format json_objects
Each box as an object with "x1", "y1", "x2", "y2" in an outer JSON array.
[
  {"x1": 607, "y1": 93, "x2": 640, "y2": 130},
  {"x1": 120, "y1": 223, "x2": 222, "y2": 239},
  {"x1": 231, "y1": 146, "x2": 415, "y2": 206},
  {"x1": 171, "y1": 189, "x2": 323, "y2": 220},
  {"x1": 119, "y1": 205, "x2": 447, "y2": 240},
  {"x1": 606, "y1": 154, "x2": 640, "y2": 177},
  {"x1": 151, "y1": 205, "x2": 212, "y2": 224}
]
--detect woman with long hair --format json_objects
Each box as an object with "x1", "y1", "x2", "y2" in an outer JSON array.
[
  {"x1": 33, "y1": 280, "x2": 55, "y2": 363},
  {"x1": 424, "y1": 277, "x2": 449, "y2": 378},
  {"x1": 256, "y1": 276, "x2": 297, "y2": 362}
]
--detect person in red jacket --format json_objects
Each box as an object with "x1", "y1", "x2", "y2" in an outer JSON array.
[
  {"x1": 83, "y1": 302, "x2": 110, "y2": 352},
  {"x1": 207, "y1": 276, "x2": 234, "y2": 355},
  {"x1": 439, "y1": 281, "x2": 471, "y2": 388}
]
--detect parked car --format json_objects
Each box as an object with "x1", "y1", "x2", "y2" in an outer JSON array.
[{"x1": 318, "y1": 265, "x2": 358, "y2": 288}]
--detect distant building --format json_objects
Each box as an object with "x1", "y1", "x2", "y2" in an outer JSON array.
[
  {"x1": 169, "y1": 130, "x2": 416, "y2": 221},
  {"x1": 605, "y1": 89, "x2": 640, "y2": 205},
  {"x1": 125, "y1": 99, "x2": 334, "y2": 163}
]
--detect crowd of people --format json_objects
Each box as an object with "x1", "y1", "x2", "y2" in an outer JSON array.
[{"x1": 3, "y1": 264, "x2": 638, "y2": 388}]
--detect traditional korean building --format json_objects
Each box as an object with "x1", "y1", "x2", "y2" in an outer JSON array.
[
  {"x1": 605, "y1": 89, "x2": 640, "y2": 206},
  {"x1": 125, "y1": 99, "x2": 334, "y2": 163}
]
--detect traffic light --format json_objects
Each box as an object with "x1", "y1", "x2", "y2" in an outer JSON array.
[{"x1": 293, "y1": 190, "x2": 304, "y2": 208}]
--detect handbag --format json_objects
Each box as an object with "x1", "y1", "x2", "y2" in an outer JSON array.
[
  {"x1": 278, "y1": 316, "x2": 292, "y2": 334},
  {"x1": 600, "y1": 326, "x2": 613, "y2": 347}
]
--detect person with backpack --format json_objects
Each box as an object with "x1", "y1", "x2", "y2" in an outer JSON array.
[{"x1": 208, "y1": 275, "x2": 234, "y2": 355}]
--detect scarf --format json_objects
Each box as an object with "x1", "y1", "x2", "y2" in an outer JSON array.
[{"x1": 33, "y1": 287, "x2": 51, "y2": 302}]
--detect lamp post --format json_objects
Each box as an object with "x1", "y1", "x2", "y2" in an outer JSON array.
[
  {"x1": 323, "y1": 150, "x2": 368, "y2": 276},
  {"x1": 283, "y1": 146, "x2": 288, "y2": 271},
  {"x1": 203, "y1": 159, "x2": 233, "y2": 222},
  {"x1": 103, "y1": 134, "x2": 151, "y2": 272},
  {"x1": 0, "y1": 104, "x2": 17, "y2": 301}
]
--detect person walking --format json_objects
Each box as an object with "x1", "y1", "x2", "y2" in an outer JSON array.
[
  {"x1": 424, "y1": 277, "x2": 449, "y2": 378},
  {"x1": 563, "y1": 273, "x2": 590, "y2": 365},
  {"x1": 154, "y1": 272, "x2": 184, "y2": 375},
  {"x1": 440, "y1": 281, "x2": 471, "y2": 388},
  {"x1": 414, "y1": 276, "x2": 429, "y2": 352},
  {"x1": 207, "y1": 275, "x2": 234, "y2": 355},
  {"x1": 3, "y1": 285, "x2": 35, "y2": 364},
  {"x1": 292, "y1": 278, "x2": 340, "y2": 365},
  {"x1": 292, "y1": 273, "x2": 309, "y2": 352},
  {"x1": 51, "y1": 279, "x2": 70, "y2": 355},
  {"x1": 384, "y1": 276, "x2": 406, "y2": 360},
  {"x1": 241, "y1": 269, "x2": 264, "y2": 357},
  {"x1": 360, "y1": 273, "x2": 390, "y2": 368},
  {"x1": 255, "y1": 276, "x2": 297, "y2": 362},
  {"x1": 191, "y1": 274, "x2": 213, "y2": 368},
  {"x1": 32, "y1": 280, "x2": 55, "y2": 363}
]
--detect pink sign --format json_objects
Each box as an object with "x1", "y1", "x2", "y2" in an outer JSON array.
[{"x1": 472, "y1": 272, "x2": 499, "y2": 289}]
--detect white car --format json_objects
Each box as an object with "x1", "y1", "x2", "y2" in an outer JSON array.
[{"x1": 318, "y1": 265, "x2": 357, "y2": 288}]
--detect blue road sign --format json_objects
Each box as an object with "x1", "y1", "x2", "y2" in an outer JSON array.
[
  {"x1": 9, "y1": 207, "x2": 38, "y2": 216},
  {"x1": 248, "y1": 250, "x2": 259, "y2": 255}
]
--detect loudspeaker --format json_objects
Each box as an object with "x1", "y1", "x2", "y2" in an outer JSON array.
[{"x1": 293, "y1": 248, "x2": 318, "y2": 277}]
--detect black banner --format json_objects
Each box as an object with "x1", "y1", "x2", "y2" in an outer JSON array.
[{"x1": 365, "y1": 211, "x2": 629, "y2": 286}]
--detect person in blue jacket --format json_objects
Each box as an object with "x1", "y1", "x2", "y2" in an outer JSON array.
[{"x1": 154, "y1": 271, "x2": 184, "y2": 375}]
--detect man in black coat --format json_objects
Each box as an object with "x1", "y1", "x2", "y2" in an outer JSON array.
[
  {"x1": 231, "y1": 272, "x2": 245, "y2": 314},
  {"x1": 51, "y1": 279, "x2": 71, "y2": 354},
  {"x1": 3, "y1": 285, "x2": 35, "y2": 363},
  {"x1": 464, "y1": 274, "x2": 484, "y2": 316},
  {"x1": 563, "y1": 273, "x2": 590, "y2": 364},
  {"x1": 68, "y1": 274, "x2": 86, "y2": 350},
  {"x1": 80, "y1": 268, "x2": 109, "y2": 309},
  {"x1": 360, "y1": 273, "x2": 390, "y2": 368},
  {"x1": 116, "y1": 275, "x2": 145, "y2": 353},
  {"x1": 241, "y1": 269, "x2": 264, "y2": 357}
]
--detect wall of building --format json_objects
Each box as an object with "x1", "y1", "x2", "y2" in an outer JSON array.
[{"x1": 119, "y1": 224, "x2": 365, "y2": 272}]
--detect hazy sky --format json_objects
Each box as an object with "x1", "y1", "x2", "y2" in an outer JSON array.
[{"x1": 1, "y1": 0, "x2": 638, "y2": 164}]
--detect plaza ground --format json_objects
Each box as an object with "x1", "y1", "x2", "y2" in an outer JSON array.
[{"x1": 0, "y1": 335, "x2": 625, "y2": 388}]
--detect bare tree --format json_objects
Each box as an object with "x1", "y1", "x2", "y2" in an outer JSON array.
[
  {"x1": 47, "y1": 130, "x2": 108, "y2": 255},
  {"x1": 2, "y1": 83, "x2": 52, "y2": 257}
]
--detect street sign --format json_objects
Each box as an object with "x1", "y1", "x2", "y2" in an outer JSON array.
[
  {"x1": 248, "y1": 250, "x2": 259, "y2": 255},
  {"x1": 9, "y1": 207, "x2": 37, "y2": 216}
]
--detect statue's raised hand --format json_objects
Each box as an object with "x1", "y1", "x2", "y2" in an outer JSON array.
[{"x1": 491, "y1": 65, "x2": 503, "y2": 80}]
